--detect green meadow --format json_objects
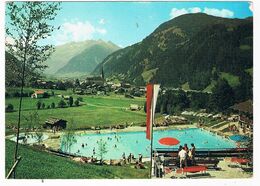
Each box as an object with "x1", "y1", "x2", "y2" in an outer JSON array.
[
  {"x1": 5, "y1": 90, "x2": 146, "y2": 130},
  {"x1": 6, "y1": 140, "x2": 149, "y2": 179}
]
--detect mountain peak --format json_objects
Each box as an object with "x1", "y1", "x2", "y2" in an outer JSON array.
[
  {"x1": 93, "y1": 14, "x2": 252, "y2": 89},
  {"x1": 44, "y1": 39, "x2": 120, "y2": 76}
]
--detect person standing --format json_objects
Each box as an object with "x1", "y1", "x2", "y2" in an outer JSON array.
[
  {"x1": 178, "y1": 147, "x2": 187, "y2": 168},
  {"x1": 189, "y1": 143, "x2": 196, "y2": 165},
  {"x1": 138, "y1": 154, "x2": 143, "y2": 163},
  {"x1": 122, "y1": 152, "x2": 126, "y2": 164}
]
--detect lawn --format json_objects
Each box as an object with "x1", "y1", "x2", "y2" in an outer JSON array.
[
  {"x1": 5, "y1": 140, "x2": 149, "y2": 179},
  {"x1": 5, "y1": 92, "x2": 146, "y2": 130}
]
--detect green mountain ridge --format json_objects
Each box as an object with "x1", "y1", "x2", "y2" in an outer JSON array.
[
  {"x1": 44, "y1": 40, "x2": 120, "y2": 76},
  {"x1": 93, "y1": 13, "x2": 253, "y2": 91},
  {"x1": 56, "y1": 42, "x2": 120, "y2": 76}
]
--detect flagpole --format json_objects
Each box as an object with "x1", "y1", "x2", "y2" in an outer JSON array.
[{"x1": 150, "y1": 88, "x2": 154, "y2": 179}]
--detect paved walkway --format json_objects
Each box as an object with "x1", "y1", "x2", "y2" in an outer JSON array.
[{"x1": 163, "y1": 158, "x2": 252, "y2": 179}]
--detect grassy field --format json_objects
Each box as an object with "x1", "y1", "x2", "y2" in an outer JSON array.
[
  {"x1": 220, "y1": 72, "x2": 240, "y2": 87},
  {"x1": 5, "y1": 90, "x2": 146, "y2": 130},
  {"x1": 5, "y1": 140, "x2": 149, "y2": 179}
]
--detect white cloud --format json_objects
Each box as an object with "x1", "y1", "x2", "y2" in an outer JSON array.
[
  {"x1": 170, "y1": 7, "x2": 234, "y2": 19},
  {"x1": 170, "y1": 8, "x2": 189, "y2": 19},
  {"x1": 203, "y1": 8, "x2": 234, "y2": 18},
  {"x1": 53, "y1": 20, "x2": 107, "y2": 45},
  {"x1": 188, "y1": 7, "x2": 201, "y2": 13},
  {"x1": 99, "y1": 18, "x2": 106, "y2": 25},
  {"x1": 96, "y1": 28, "x2": 107, "y2": 35}
]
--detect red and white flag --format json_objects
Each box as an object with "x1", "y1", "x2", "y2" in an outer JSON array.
[{"x1": 146, "y1": 84, "x2": 160, "y2": 140}]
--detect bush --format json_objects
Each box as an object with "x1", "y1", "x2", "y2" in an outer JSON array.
[
  {"x1": 5, "y1": 104, "x2": 14, "y2": 112},
  {"x1": 77, "y1": 97, "x2": 83, "y2": 102},
  {"x1": 36, "y1": 101, "x2": 42, "y2": 110},
  {"x1": 58, "y1": 99, "x2": 67, "y2": 108},
  {"x1": 43, "y1": 92, "x2": 49, "y2": 98},
  {"x1": 74, "y1": 100, "x2": 80, "y2": 107},
  {"x1": 68, "y1": 96, "x2": 73, "y2": 107},
  {"x1": 42, "y1": 103, "x2": 45, "y2": 109},
  {"x1": 51, "y1": 102, "x2": 55, "y2": 109}
]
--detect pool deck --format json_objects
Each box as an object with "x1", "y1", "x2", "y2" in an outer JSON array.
[{"x1": 163, "y1": 158, "x2": 252, "y2": 179}]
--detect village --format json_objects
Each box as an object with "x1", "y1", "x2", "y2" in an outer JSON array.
[{"x1": 4, "y1": 1, "x2": 254, "y2": 181}]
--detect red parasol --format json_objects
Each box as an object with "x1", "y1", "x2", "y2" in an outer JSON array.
[{"x1": 159, "y1": 137, "x2": 180, "y2": 146}]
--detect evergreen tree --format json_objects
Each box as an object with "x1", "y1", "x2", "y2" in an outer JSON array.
[
  {"x1": 58, "y1": 100, "x2": 66, "y2": 108},
  {"x1": 68, "y1": 96, "x2": 73, "y2": 107},
  {"x1": 210, "y1": 79, "x2": 235, "y2": 111},
  {"x1": 36, "y1": 101, "x2": 41, "y2": 110}
]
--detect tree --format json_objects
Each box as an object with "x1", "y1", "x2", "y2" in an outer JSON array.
[
  {"x1": 41, "y1": 102, "x2": 45, "y2": 109},
  {"x1": 58, "y1": 99, "x2": 67, "y2": 108},
  {"x1": 51, "y1": 102, "x2": 55, "y2": 109},
  {"x1": 61, "y1": 119, "x2": 77, "y2": 153},
  {"x1": 74, "y1": 100, "x2": 80, "y2": 107},
  {"x1": 143, "y1": 101, "x2": 147, "y2": 113},
  {"x1": 35, "y1": 131, "x2": 44, "y2": 145},
  {"x1": 75, "y1": 79, "x2": 80, "y2": 87},
  {"x1": 24, "y1": 111, "x2": 39, "y2": 132},
  {"x1": 210, "y1": 79, "x2": 235, "y2": 111},
  {"x1": 68, "y1": 96, "x2": 73, "y2": 107},
  {"x1": 6, "y1": 2, "x2": 61, "y2": 178},
  {"x1": 97, "y1": 139, "x2": 108, "y2": 165},
  {"x1": 6, "y1": 104, "x2": 14, "y2": 112},
  {"x1": 36, "y1": 101, "x2": 41, "y2": 110}
]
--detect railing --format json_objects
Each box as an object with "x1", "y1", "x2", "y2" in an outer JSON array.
[{"x1": 154, "y1": 148, "x2": 251, "y2": 158}]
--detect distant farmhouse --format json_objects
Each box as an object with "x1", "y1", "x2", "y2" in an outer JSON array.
[
  {"x1": 31, "y1": 90, "x2": 46, "y2": 99},
  {"x1": 230, "y1": 99, "x2": 253, "y2": 134},
  {"x1": 43, "y1": 118, "x2": 67, "y2": 130},
  {"x1": 130, "y1": 104, "x2": 140, "y2": 111}
]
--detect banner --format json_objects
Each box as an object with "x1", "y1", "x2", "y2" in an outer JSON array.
[{"x1": 146, "y1": 84, "x2": 160, "y2": 140}]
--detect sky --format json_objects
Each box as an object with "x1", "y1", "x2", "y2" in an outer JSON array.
[{"x1": 6, "y1": 1, "x2": 253, "y2": 47}]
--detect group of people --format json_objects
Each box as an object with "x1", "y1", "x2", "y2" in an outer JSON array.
[
  {"x1": 178, "y1": 143, "x2": 196, "y2": 168},
  {"x1": 122, "y1": 152, "x2": 143, "y2": 164}
]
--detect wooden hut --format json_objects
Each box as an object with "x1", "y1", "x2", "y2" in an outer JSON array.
[{"x1": 43, "y1": 118, "x2": 67, "y2": 130}]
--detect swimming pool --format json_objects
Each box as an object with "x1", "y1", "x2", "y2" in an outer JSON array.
[
  {"x1": 10, "y1": 133, "x2": 49, "y2": 144},
  {"x1": 60, "y1": 128, "x2": 237, "y2": 160}
]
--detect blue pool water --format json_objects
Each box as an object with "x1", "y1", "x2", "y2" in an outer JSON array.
[
  {"x1": 229, "y1": 134, "x2": 249, "y2": 142},
  {"x1": 10, "y1": 133, "x2": 49, "y2": 144},
  {"x1": 60, "y1": 128, "x2": 237, "y2": 160}
]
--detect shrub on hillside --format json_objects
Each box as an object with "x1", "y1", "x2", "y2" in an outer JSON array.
[
  {"x1": 77, "y1": 97, "x2": 83, "y2": 102},
  {"x1": 36, "y1": 101, "x2": 42, "y2": 110},
  {"x1": 51, "y1": 102, "x2": 55, "y2": 109},
  {"x1": 5, "y1": 104, "x2": 14, "y2": 112},
  {"x1": 58, "y1": 99, "x2": 67, "y2": 108},
  {"x1": 74, "y1": 100, "x2": 80, "y2": 107}
]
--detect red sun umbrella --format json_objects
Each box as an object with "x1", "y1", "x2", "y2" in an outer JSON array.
[{"x1": 159, "y1": 137, "x2": 180, "y2": 146}]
